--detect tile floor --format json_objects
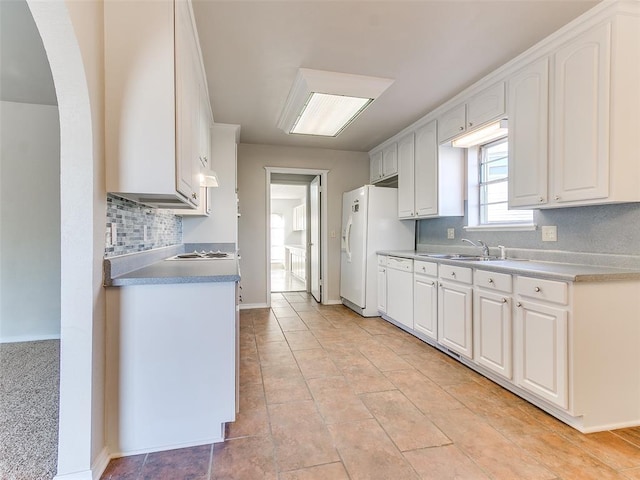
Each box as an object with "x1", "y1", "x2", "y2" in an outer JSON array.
[{"x1": 102, "y1": 292, "x2": 640, "y2": 480}]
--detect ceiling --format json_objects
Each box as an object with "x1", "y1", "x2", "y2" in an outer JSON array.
[
  {"x1": 192, "y1": 0, "x2": 598, "y2": 152},
  {"x1": 271, "y1": 184, "x2": 307, "y2": 201},
  {"x1": 0, "y1": 1, "x2": 599, "y2": 152}
]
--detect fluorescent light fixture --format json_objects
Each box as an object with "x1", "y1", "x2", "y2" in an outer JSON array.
[
  {"x1": 451, "y1": 119, "x2": 508, "y2": 148},
  {"x1": 277, "y1": 68, "x2": 394, "y2": 137}
]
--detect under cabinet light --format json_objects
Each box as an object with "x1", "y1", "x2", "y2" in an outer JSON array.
[
  {"x1": 451, "y1": 119, "x2": 508, "y2": 148},
  {"x1": 277, "y1": 68, "x2": 394, "y2": 137},
  {"x1": 200, "y1": 171, "x2": 219, "y2": 187}
]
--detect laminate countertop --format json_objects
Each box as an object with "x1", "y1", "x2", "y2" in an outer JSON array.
[
  {"x1": 104, "y1": 245, "x2": 240, "y2": 286},
  {"x1": 378, "y1": 250, "x2": 640, "y2": 282}
]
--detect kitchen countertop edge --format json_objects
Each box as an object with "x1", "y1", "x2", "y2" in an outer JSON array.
[
  {"x1": 104, "y1": 246, "x2": 240, "y2": 287},
  {"x1": 378, "y1": 250, "x2": 640, "y2": 282}
]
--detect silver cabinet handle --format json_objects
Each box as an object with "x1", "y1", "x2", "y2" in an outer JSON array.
[
  {"x1": 459, "y1": 126, "x2": 464, "y2": 131},
  {"x1": 502, "y1": 298, "x2": 508, "y2": 303},
  {"x1": 468, "y1": 122, "x2": 473, "y2": 127},
  {"x1": 534, "y1": 287, "x2": 541, "y2": 293},
  {"x1": 430, "y1": 282, "x2": 436, "y2": 286},
  {"x1": 516, "y1": 302, "x2": 522, "y2": 307},
  {"x1": 539, "y1": 197, "x2": 544, "y2": 202},
  {"x1": 554, "y1": 195, "x2": 560, "y2": 201},
  {"x1": 451, "y1": 272, "x2": 456, "y2": 277},
  {"x1": 488, "y1": 278, "x2": 494, "y2": 284}
]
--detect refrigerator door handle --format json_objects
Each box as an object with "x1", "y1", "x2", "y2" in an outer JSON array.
[{"x1": 344, "y1": 216, "x2": 353, "y2": 262}]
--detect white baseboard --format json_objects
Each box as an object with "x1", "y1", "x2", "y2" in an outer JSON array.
[
  {"x1": 53, "y1": 447, "x2": 110, "y2": 480},
  {"x1": 322, "y1": 299, "x2": 343, "y2": 305},
  {"x1": 92, "y1": 447, "x2": 110, "y2": 480},
  {"x1": 110, "y1": 435, "x2": 224, "y2": 459},
  {"x1": 239, "y1": 303, "x2": 269, "y2": 310},
  {"x1": 0, "y1": 333, "x2": 61, "y2": 344}
]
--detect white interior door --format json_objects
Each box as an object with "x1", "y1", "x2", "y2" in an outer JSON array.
[{"x1": 309, "y1": 176, "x2": 321, "y2": 302}]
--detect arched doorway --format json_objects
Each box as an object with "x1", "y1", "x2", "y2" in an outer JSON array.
[{"x1": 26, "y1": 1, "x2": 106, "y2": 478}]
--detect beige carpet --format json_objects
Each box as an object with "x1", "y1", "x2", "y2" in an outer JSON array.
[{"x1": 0, "y1": 340, "x2": 59, "y2": 480}]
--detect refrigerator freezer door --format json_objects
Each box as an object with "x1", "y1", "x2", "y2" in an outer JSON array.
[{"x1": 340, "y1": 187, "x2": 368, "y2": 308}]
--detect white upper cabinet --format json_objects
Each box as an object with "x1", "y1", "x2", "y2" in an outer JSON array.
[
  {"x1": 507, "y1": 57, "x2": 549, "y2": 208},
  {"x1": 397, "y1": 133, "x2": 415, "y2": 218},
  {"x1": 369, "y1": 150, "x2": 383, "y2": 183},
  {"x1": 551, "y1": 22, "x2": 611, "y2": 205},
  {"x1": 509, "y1": 10, "x2": 640, "y2": 209},
  {"x1": 105, "y1": 0, "x2": 212, "y2": 209},
  {"x1": 437, "y1": 82, "x2": 506, "y2": 144},
  {"x1": 370, "y1": 143, "x2": 399, "y2": 184}
]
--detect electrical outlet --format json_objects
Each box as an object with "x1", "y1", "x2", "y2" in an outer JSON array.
[
  {"x1": 447, "y1": 228, "x2": 455, "y2": 240},
  {"x1": 541, "y1": 225, "x2": 557, "y2": 242},
  {"x1": 110, "y1": 223, "x2": 118, "y2": 246}
]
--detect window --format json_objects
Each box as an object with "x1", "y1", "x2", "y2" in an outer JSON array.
[{"x1": 477, "y1": 137, "x2": 533, "y2": 226}]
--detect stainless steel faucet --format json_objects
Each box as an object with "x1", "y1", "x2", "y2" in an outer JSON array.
[{"x1": 461, "y1": 238, "x2": 490, "y2": 257}]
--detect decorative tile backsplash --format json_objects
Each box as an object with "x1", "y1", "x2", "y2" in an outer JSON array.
[{"x1": 105, "y1": 194, "x2": 182, "y2": 257}]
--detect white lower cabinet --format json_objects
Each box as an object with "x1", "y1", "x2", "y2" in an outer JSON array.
[
  {"x1": 413, "y1": 261, "x2": 438, "y2": 342},
  {"x1": 376, "y1": 255, "x2": 640, "y2": 432},
  {"x1": 514, "y1": 276, "x2": 569, "y2": 409},
  {"x1": 515, "y1": 299, "x2": 568, "y2": 409},
  {"x1": 437, "y1": 265, "x2": 473, "y2": 359},
  {"x1": 473, "y1": 269, "x2": 513, "y2": 379},
  {"x1": 385, "y1": 256, "x2": 414, "y2": 330},
  {"x1": 377, "y1": 256, "x2": 387, "y2": 314}
]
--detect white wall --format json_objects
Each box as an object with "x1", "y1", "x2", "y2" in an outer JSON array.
[
  {"x1": 0, "y1": 101, "x2": 61, "y2": 342},
  {"x1": 237, "y1": 143, "x2": 369, "y2": 307}
]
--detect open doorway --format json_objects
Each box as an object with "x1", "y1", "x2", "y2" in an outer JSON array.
[
  {"x1": 270, "y1": 183, "x2": 307, "y2": 292},
  {"x1": 266, "y1": 168, "x2": 328, "y2": 304}
]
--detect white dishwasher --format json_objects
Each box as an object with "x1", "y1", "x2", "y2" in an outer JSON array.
[{"x1": 385, "y1": 256, "x2": 414, "y2": 330}]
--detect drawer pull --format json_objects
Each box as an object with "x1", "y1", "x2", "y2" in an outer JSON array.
[
  {"x1": 502, "y1": 298, "x2": 508, "y2": 303},
  {"x1": 516, "y1": 302, "x2": 522, "y2": 307},
  {"x1": 534, "y1": 286, "x2": 541, "y2": 293},
  {"x1": 488, "y1": 278, "x2": 494, "y2": 284},
  {"x1": 430, "y1": 281, "x2": 435, "y2": 286},
  {"x1": 451, "y1": 272, "x2": 456, "y2": 277}
]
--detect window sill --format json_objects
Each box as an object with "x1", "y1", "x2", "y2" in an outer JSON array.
[{"x1": 464, "y1": 224, "x2": 537, "y2": 232}]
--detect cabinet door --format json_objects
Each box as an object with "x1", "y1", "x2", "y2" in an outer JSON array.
[
  {"x1": 467, "y1": 81, "x2": 506, "y2": 129},
  {"x1": 397, "y1": 133, "x2": 415, "y2": 218},
  {"x1": 175, "y1": 0, "x2": 200, "y2": 206},
  {"x1": 437, "y1": 103, "x2": 466, "y2": 143},
  {"x1": 438, "y1": 281, "x2": 473, "y2": 359},
  {"x1": 515, "y1": 299, "x2": 568, "y2": 409},
  {"x1": 508, "y1": 58, "x2": 549, "y2": 208},
  {"x1": 552, "y1": 22, "x2": 611, "y2": 204},
  {"x1": 387, "y1": 268, "x2": 413, "y2": 330},
  {"x1": 382, "y1": 143, "x2": 398, "y2": 177},
  {"x1": 474, "y1": 290, "x2": 512, "y2": 379},
  {"x1": 414, "y1": 120, "x2": 438, "y2": 217},
  {"x1": 370, "y1": 151, "x2": 383, "y2": 183},
  {"x1": 377, "y1": 266, "x2": 387, "y2": 314},
  {"x1": 414, "y1": 275, "x2": 437, "y2": 341}
]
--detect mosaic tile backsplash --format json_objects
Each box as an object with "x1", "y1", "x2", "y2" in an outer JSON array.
[{"x1": 105, "y1": 194, "x2": 182, "y2": 257}]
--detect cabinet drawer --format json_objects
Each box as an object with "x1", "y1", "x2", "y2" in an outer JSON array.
[
  {"x1": 414, "y1": 260, "x2": 438, "y2": 277},
  {"x1": 475, "y1": 269, "x2": 512, "y2": 293},
  {"x1": 516, "y1": 276, "x2": 568, "y2": 305},
  {"x1": 387, "y1": 256, "x2": 413, "y2": 272},
  {"x1": 378, "y1": 255, "x2": 388, "y2": 266},
  {"x1": 439, "y1": 264, "x2": 472, "y2": 284}
]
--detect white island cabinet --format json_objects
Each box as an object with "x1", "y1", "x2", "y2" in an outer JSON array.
[
  {"x1": 105, "y1": 280, "x2": 237, "y2": 455},
  {"x1": 105, "y1": 0, "x2": 212, "y2": 209}
]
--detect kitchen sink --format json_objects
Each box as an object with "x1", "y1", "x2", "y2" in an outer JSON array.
[{"x1": 417, "y1": 253, "x2": 500, "y2": 261}]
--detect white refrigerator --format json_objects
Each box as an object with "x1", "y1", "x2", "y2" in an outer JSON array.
[{"x1": 340, "y1": 185, "x2": 415, "y2": 317}]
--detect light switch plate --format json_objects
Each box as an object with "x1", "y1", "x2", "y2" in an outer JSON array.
[
  {"x1": 541, "y1": 225, "x2": 557, "y2": 242},
  {"x1": 447, "y1": 228, "x2": 455, "y2": 240}
]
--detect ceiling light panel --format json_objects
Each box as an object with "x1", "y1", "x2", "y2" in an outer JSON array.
[
  {"x1": 277, "y1": 68, "x2": 393, "y2": 137},
  {"x1": 291, "y1": 93, "x2": 372, "y2": 136}
]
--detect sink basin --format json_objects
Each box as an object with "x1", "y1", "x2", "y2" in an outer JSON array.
[{"x1": 417, "y1": 253, "x2": 500, "y2": 261}]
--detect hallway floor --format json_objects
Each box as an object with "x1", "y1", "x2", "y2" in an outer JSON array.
[
  {"x1": 270, "y1": 264, "x2": 306, "y2": 292},
  {"x1": 102, "y1": 293, "x2": 640, "y2": 480}
]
